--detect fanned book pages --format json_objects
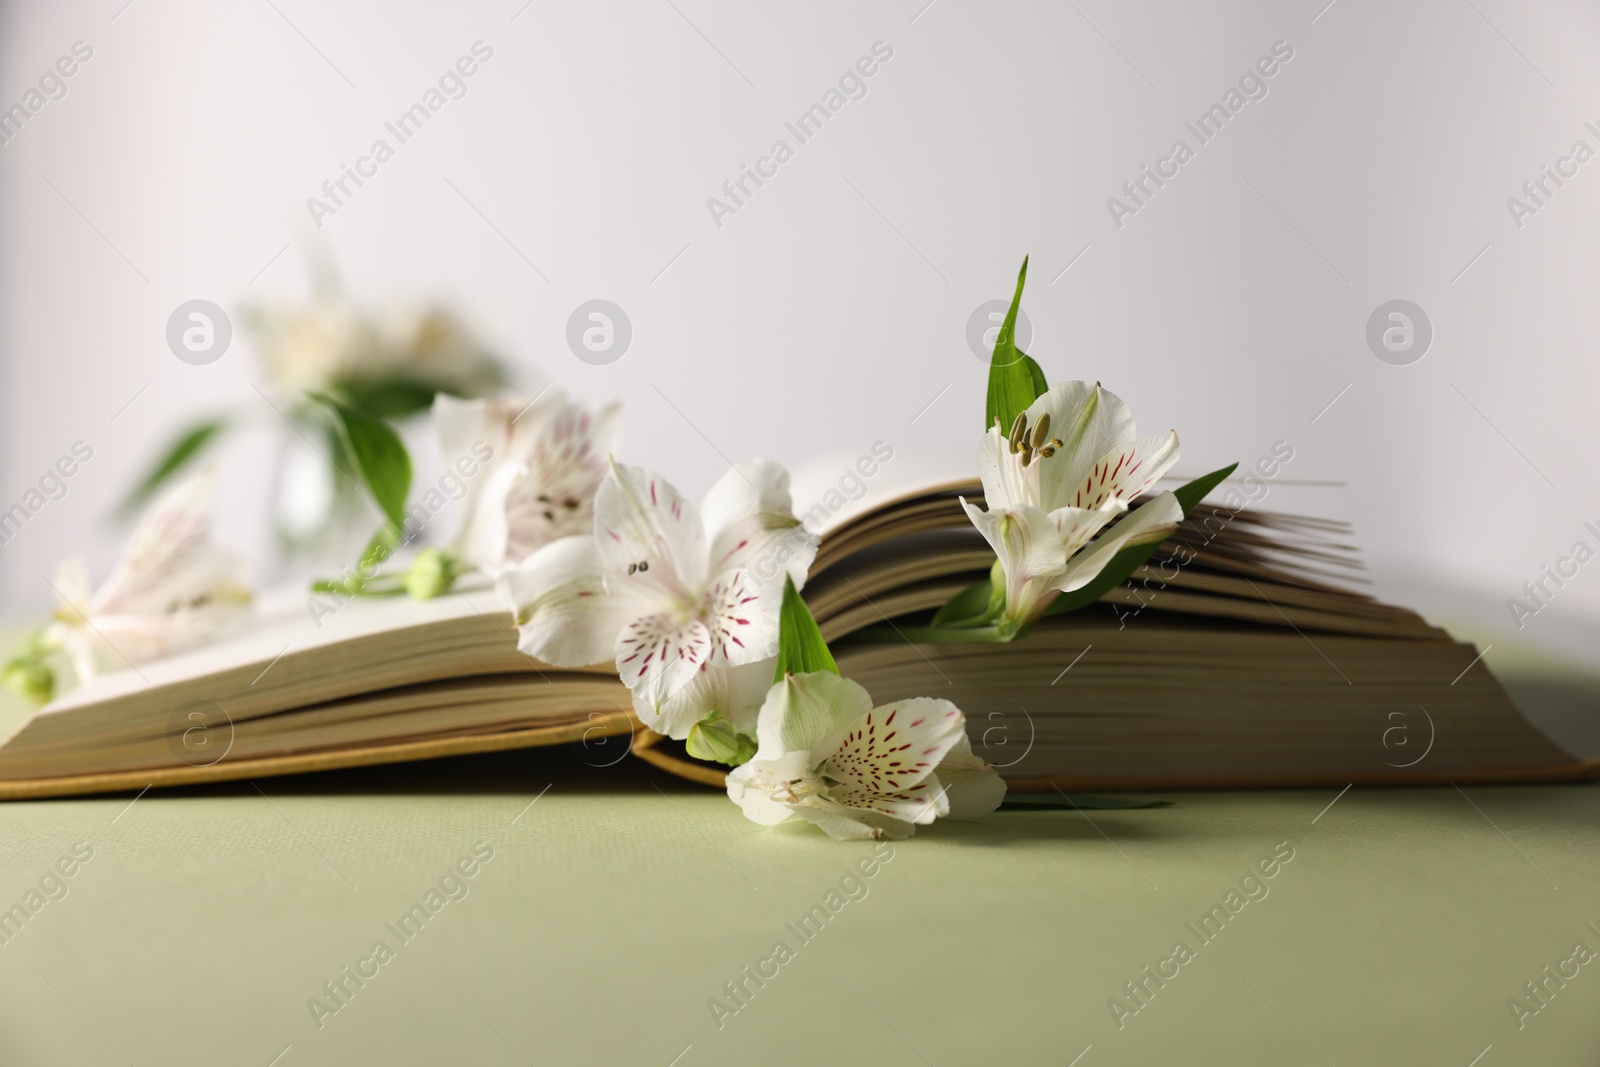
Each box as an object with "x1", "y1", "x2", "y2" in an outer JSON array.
[{"x1": 0, "y1": 478, "x2": 1591, "y2": 799}]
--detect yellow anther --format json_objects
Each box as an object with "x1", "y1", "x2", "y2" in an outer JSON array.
[
  {"x1": 1007, "y1": 412, "x2": 1028, "y2": 454},
  {"x1": 1030, "y1": 413, "x2": 1052, "y2": 449}
]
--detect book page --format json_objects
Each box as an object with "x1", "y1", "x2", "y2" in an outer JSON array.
[{"x1": 35, "y1": 579, "x2": 509, "y2": 716}]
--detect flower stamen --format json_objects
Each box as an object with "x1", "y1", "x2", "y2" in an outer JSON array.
[
  {"x1": 1007, "y1": 412, "x2": 1028, "y2": 454},
  {"x1": 1005, "y1": 412, "x2": 1063, "y2": 466}
]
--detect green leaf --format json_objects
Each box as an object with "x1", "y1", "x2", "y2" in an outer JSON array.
[
  {"x1": 333, "y1": 379, "x2": 443, "y2": 420},
  {"x1": 358, "y1": 524, "x2": 401, "y2": 570},
  {"x1": 774, "y1": 575, "x2": 838, "y2": 681},
  {"x1": 1171, "y1": 461, "x2": 1238, "y2": 514},
  {"x1": 1042, "y1": 544, "x2": 1164, "y2": 618},
  {"x1": 1044, "y1": 462, "x2": 1240, "y2": 618},
  {"x1": 930, "y1": 560, "x2": 1008, "y2": 630},
  {"x1": 309, "y1": 393, "x2": 413, "y2": 532},
  {"x1": 999, "y1": 794, "x2": 1172, "y2": 811},
  {"x1": 1020, "y1": 349, "x2": 1048, "y2": 395},
  {"x1": 312, "y1": 525, "x2": 407, "y2": 598},
  {"x1": 930, "y1": 577, "x2": 994, "y2": 628},
  {"x1": 115, "y1": 418, "x2": 229, "y2": 518},
  {"x1": 984, "y1": 256, "x2": 1049, "y2": 434}
]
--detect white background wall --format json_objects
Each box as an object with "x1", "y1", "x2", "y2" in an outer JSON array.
[{"x1": 2, "y1": 0, "x2": 1597, "y2": 668}]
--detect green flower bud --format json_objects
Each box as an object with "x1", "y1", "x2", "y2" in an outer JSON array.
[
  {"x1": 987, "y1": 558, "x2": 1008, "y2": 617},
  {"x1": 685, "y1": 710, "x2": 757, "y2": 767},
  {"x1": 2, "y1": 656, "x2": 55, "y2": 706},
  {"x1": 405, "y1": 548, "x2": 458, "y2": 600}
]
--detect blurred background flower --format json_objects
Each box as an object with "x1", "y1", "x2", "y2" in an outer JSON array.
[
  {"x1": 250, "y1": 296, "x2": 502, "y2": 416},
  {"x1": 119, "y1": 262, "x2": 508, "y2": 569}
]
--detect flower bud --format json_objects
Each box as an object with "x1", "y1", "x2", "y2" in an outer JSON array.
[
  {"x1": 3, "y1": 656, "x2": 55, "y2": 706},
  {"x1": 685, "y1": 710, "x2": 757, "y2": 766},
  {"x1": 405, "y1": 548, "x2": 458, "y2": 600}
]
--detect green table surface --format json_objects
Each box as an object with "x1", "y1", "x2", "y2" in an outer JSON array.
[
  {"x1": 0, "y1": 747, "x2": 1596, "y2": 1067},
  {"x1": 1, "y1": 631, "x2": 1596, "y2": 1065}
]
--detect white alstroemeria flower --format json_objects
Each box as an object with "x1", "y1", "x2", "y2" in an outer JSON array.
[
  {"x1": 434, "y1": 391, "x2": 620, "y2": 575},
  {"x1": 251, "y1": 296, "x2": 371, "y2": 395},
  {"x1": 962, "y1": 381, "x2": 1183, "y2": 630},
  {"x1": 497, "y1": 459, "x2": 817, "y2": 732},
  {"x1": 252, "y1": 298, "x2": 501, "y2": 399},
  {"x1": 47, "y1": 472, "x2": 250, "y2": 684},
  {"x1": 726, "y1": 671, "x2": 1006, "y2": 840},
  {"x1": 373, "y1": 306, "x2": 502, "y2": 397}
]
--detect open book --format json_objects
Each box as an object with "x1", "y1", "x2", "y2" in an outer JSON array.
[{"x1": 1, "y1": 477, "x2": 1591, "y2": 799}]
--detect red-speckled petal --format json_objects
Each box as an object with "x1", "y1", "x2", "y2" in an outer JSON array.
[
  {"x1": 823, "y1": 697, "x2": 967, "y2": 795},
  {"x1": 697, "y1": 568, "x2": 779, "y2": 669},
  {"x1": 615, "y1": 611, "x2": 711, "y2": 712},
  {"x1": 1066, "y1": 431, "x2": 1180, "y2": 511}
]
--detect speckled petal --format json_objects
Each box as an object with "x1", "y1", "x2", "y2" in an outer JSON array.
[{"x1": 822, "y1": 697, "x2": 967, "y2": 795}]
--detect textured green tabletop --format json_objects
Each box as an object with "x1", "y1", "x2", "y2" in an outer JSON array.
[{"x1": 0, "y1": 746, "x2": 1596, "y2": 1067}]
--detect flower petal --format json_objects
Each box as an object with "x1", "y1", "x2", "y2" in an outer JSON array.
[
  {"x1": 94, "y1": 471, "x2": 224, "y2": 614},
  {"x1": 752, "y1": 671, "x2": 873, "y2": 761},
  {"x1": 452, "y1": 458, "x2": 521, "y2": 575},
  {"x1": 446, "y1": 393, "x2": 621, "y2": 574},
  {"x1": 500, "y1": 399, "x2": 620, "y2": 566},
  {"x1": 51, "y1": 557, "x2": 92, "y2": 616},
  {"x1": 962, "y1": 499, "x2": 1067, "y2": 583},
  {"x1": 1066, "y1": 431, "x2": 1180, "y2": 511},
  {"x1": 961, "y1": 499, "x2": 1068, "y2": 623},
  {"x1": 700, "y1": 459, "x2": 817, "y2": 591},
  {"x1": 496, "y1": 535, "x2": 639, "y2": 667},
  {"x1": 826, "y1": 771, "x2": 951, "y2": 826},
  {"x1": 791, "y1": 798, "x2": 918, "y2": 841},
  {"x1": 46, "y1": 619, "x2": 96, "y2": 685},
  {"x1": 1049, "y1": 504, "x2": 1123, "y2": 559},
  {"x1": 1027, "y1": 382, "x2": 1136, "y2": 511},
  {"x1": 59, "y1": 545, "x2": 250, "y2": 679},
  {"x1": 1055, "y1": 491, "x2": 1183, "y2": 593},
  {"x1": 726, "y1": 750, "x2": 813, "y2": 826},
  {"x1": 594, "y1": 462, "x2": 708, "y2": 594},
  {"x1": 698, "y1": 568, "x2": 779, "y2": 668},
  {"x1": 615, "y1": 612, "x2": 711, "y2": 710},
  {"x1": 975, "y1": 423, "x2": 1011, "y2": 508},
  {"x1": 643, "y1": 658, "x2": 774, "y2": 739},
  {"x1": 433, "y1": 392, "x2": 508, "y2": 468},
  {"x1": 822, "y1": 697, "x2": 967, "y2": 795},
  {"x1": 936, "y1": 733, "x2": 1008, "y2": 819}
]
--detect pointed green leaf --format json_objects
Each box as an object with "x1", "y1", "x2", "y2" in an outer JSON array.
[
  {"x1": 1042, "y1": 541, "x2": 1164, "y2": 618},
  {"x1": 358, "y1": 524, "x2": 401, "y2": 571},
  {"x1": 774, "y1": 575, "x2": 838, "y2": 680},
  {"x1": 1172, "y1": 462, "x2": 1238, "y2": 514},
  {"x1": 309, "y1": 393, "x2": 413, "y2": 532},
  {"x1": 1044, "y1": 462, "x2": 1240, "y2": 617},
  {"x1": 1018, "y1": 348, "x2": 1048, "y2": 398},
  {"x1": 114, "y1": 418, "x2": 229, "y2": 518},
  {"x1": 333, "y1": 379, "x2": 443, "y2": 420},
  {"x1": 930, "y1": 559, "x2": 1009, "y2": 630},
  {"x1": 984, "y1": 256, "x2": 1049, "y2": 434},
  {"x1": 930, "y1": 578, "x2": 996, "y2": 628}
]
